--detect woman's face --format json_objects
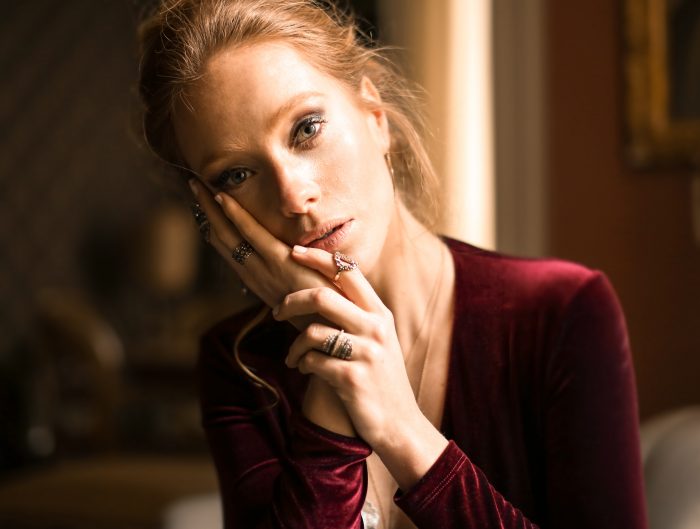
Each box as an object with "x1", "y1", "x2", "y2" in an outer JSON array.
[{"x1": 174, "y1": 41, "x2": 396, "y2": 274}]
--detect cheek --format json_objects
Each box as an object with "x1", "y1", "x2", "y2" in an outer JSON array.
[{"x1": 320, "y1": 121, "x2": 390, "y2": 197}]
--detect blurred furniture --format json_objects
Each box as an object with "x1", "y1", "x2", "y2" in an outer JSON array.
[
  {"x1": 31, "y1": 288, "x2": 125, "y2": 455},
  {"x1": 641, "y1": 406, "x2": 700, "y2": 529},
  {"x1": 163, "y1": 492, "x2": 222, "y2": 529},
  {"x1": 0, "y1": 456, "x2": 219, "y2": 529},
  {"x1": 0, "y1": 289, "x2": 220, "y2": 528}
]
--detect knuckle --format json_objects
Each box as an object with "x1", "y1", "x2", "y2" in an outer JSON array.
[
  {"x1": 367, "y1": 316, "x2": 388, "y2": 343},
  {"x1": 382, "y1": 306, "x2": 395, "y2": 323},
  {"x1": 338, "y1": 366, "x2": 358, "y2": 389},
  {"x1": 364, "y1": 342, "x2": 382, "y2": 361},
  {"x1": 311, "y1": 287, "x2": 330, "y2": 305},
  {"x1": 305, "y1": 323, "x2": 325, "y2": 342}
]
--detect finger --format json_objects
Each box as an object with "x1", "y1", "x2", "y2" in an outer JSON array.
[
  {"x1": 286, "y1": 323, "x2": 330, "y2": 367},
  {"x1": 189, "y1": 180, "x2": 265, "y2": 270},
  {"x1": 215, "y1": 192, "x2": 287, "y2": 261},
  {"x1": 290, "y1": 246, "x2": 383, "y2": 313},
  {"x1": 296, "y1": 349, "x2": 348, "y2": 382},
  {"x1": 189, "y1": 179, "x2": 242, "y2": 251},
  {"x1": 274, "y1": 287, "x2": 368, "y2": 335},
  {"x1": 287, "y1": 324, "x2": 363, "y2": 368}
]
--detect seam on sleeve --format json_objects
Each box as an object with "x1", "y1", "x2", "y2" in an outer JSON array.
[
  {"x1": 413, "y1": 450, "x2": 468, "y2": 513},
  {"x1": 232, "y1": 458, "x2": 279, "y2": 490}
]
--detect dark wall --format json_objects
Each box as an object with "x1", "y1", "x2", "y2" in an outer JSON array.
[
  {"x1": 0, "y1": 1, "x2": 244, "y2": 470},
  {"x1": 545, "y1": 0, "x2": 700, "y2": 419},
  {"x1": 0, "y1": 1, "x2": 172, "y2": 354}
]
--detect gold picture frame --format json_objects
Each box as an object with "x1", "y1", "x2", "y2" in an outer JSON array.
[{"x1": 625, "y1": 0, "x2": 700, "y2": 168}]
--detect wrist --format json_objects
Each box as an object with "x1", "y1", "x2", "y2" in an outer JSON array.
[{"x1": 373, "y1": 410, "x2": 448, "y2": 491}]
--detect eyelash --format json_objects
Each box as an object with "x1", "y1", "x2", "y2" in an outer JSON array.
[
  {"x1": 212, "y1": 113, "x2": 327, "y2": 190},
  {"x1": 214, "y1": 167, "x2": 251, "y2": 189},
  {"x1": 291, "y1": 113, "x2": 327, "y2": 150}
]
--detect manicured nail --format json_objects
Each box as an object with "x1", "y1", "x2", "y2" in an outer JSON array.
[
  {"x1": 293, "y1": 245, "x2": 308, "y2": 254},
  {"x1": 188, "y1": 179, "x2": 198, "y2": 197},
  {"x1": 214, "y1": 194, "x2": 223, "y2": 204}
]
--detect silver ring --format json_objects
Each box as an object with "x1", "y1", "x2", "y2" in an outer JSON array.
[
  {"x1": 334, "y1": 337, "x2": 352, "y2": 360},
  {"x1": 191, "y1": 203, "x2": 211, "y2": 243},
  {"x1": 231, "y1": 240, "x2": 255, "y2": 264},
  {"x1": 322, "y1": 329, "x2": 343, "y2": 355},
  {"x1": 324, "y1": 330, "x2": 352, "y2": 361},
  {"x1": 321, "y1": 332, "x2": 338, "y2": 354}
]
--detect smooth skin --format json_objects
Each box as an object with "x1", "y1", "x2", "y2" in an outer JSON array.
[{"x1": 178, "y1": 41, "x2": 452, "y2": 491}]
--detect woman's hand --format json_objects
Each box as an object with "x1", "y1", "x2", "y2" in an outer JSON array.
[
  {"x1": 274, "y1": 246, "x2": 449, "y2": 490},
  {"x1": 190, "y1": 179, "x2": 333, "y2": 312},
  {"x1": 190, "y1": 179, "x2": 356, "y2": 437}
]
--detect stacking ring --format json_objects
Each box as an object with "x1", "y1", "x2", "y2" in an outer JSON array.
[
  {"x1": 333, "y1": 251, "x2": 358, "y2": 282},
  {"x1": 321, "y1": 329, "x2": 352, "y2": 361},
  {"x1": 191, "y1": 203, "x2": 211, "y2": 243},
  {"x1": 231, "y1": 240, "x2": 255, "y2": 264},
  {"x1": 333, "y1": 336, "x2": 352, "y2": 360}
]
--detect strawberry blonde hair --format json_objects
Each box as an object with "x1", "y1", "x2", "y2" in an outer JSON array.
[{"x1": 137, "y1": 0, "x2": 438, "y2": 227}]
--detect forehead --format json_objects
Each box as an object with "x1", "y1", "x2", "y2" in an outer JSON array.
[
  {"x1": 187, "y1": 41, "x2": 350, "y2": 120},
  {"x1": 173, "y1": 41, "x2": 357, "y2": 171}
]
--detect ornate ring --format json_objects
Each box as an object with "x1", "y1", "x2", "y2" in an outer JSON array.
[
  {"x1": 333, "y1": 251, "x2": 358, "y2": 282},
  {"x1": 191, "y1": 203, "x2": 211, "y2": 243},
  {"x1": 321, "y1": 329, "x2": 351, "y2": 360},
  {"x1": 322, "y1": 329, "x2": 343, "y2": 355},
  {"x1": 333, "y1": 337, "x2": 352, "y2": 360},
  {"x1": 231, "y1": 240, "x2": 255, "y2": 264}
]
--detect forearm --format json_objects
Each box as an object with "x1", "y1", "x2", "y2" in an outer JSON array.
[
  {"x1": 373, "y1": 407, "x2": 448, "y2": 491},
  {"x1": 302, "y1": 375, "x2": 356, "y2": 437},
  {"x1": 393, "y1": 440, "x2": 540, "y2": 529},
  {"x1": 210, "y1": 414, "x2": 370, "y2": 529}
]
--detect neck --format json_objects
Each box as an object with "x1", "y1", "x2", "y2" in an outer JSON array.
[{"x1": 365, "y1": 202, "x2": 450, "y2": 357}]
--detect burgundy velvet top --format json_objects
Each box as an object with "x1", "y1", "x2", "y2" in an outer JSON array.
[{"x1": 199, "y1": 238, "x2": 648, "y2": 528}]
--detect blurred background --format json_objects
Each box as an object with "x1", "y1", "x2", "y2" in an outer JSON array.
[{"x1": 0, "y1": 0, "x2": 699, "y2": 528}]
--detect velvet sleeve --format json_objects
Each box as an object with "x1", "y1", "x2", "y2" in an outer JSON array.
[
  {"x1": 198, "y1": 327, "x2": 372, "y2": 529},
  {"x1": 541, "y1": 272, "x2": 646, "y2": 528},
  {"x1": 395, "y1": 272, "x2": 647, "y2": 528}
]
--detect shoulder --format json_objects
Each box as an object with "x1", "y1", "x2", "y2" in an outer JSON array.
[{"x1": 443, "y1": 237, "x2": 615, "y2": 318}]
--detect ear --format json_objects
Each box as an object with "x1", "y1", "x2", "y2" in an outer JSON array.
[{"x1": 359, "y1": 76, "x2": 391, "y2": 153}]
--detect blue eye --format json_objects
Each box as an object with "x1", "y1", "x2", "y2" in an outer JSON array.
[
  {"x1": 293, "y1": 114, "x2": 326, "y2": 147},
  {"x1": 215, "y1": 167, "x2": 252, "y2": 188}
]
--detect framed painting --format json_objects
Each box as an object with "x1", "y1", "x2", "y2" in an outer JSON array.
[{"x1": 625, "y1": 0, "x2": 700, "y2": 168}]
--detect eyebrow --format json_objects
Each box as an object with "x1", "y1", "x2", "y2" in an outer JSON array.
[
  {"x1": 265, "y1": 91, "x2": 324, "y2": 132},
  {"x1": 198, "y1": 91, "x2": 324, "y2": 175}
]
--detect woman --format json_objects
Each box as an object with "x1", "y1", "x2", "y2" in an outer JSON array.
[{"x1": 137, "y1": 1, "x2": 647, "y2": 527}]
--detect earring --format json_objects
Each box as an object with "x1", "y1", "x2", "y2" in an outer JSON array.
[{"x1": 384, "y1": 152, "x2": 395, "y2": 179}]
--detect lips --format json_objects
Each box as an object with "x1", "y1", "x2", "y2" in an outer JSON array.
[{"x1": 301, "y1": 219, "x2": 354, "y2": 251}]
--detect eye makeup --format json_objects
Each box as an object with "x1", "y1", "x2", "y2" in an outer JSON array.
[
  {"x1": 291, "y1": 112, "x2": 327, "y2": 149},
  {"x1": 206, "y1": 108, "x2": 328, "y2": 191}
]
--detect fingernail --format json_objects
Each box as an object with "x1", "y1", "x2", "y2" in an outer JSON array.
[
  {"x1": 188, "y1": 179, "x2": 198, "y2": 197},
  {"x1": 272, "y1": 305, "x2": 279, "y2": 317},
  {"x1": 214, "y1": 194, "x2": 223, "y2": 204},
  {"x1": 293, "y1": 245, "x2": 308, "y2": 254}
]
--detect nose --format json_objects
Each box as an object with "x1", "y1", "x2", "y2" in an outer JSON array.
[{"x1": 273, "y1": 160, "x2": 320, "y2": 217}]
